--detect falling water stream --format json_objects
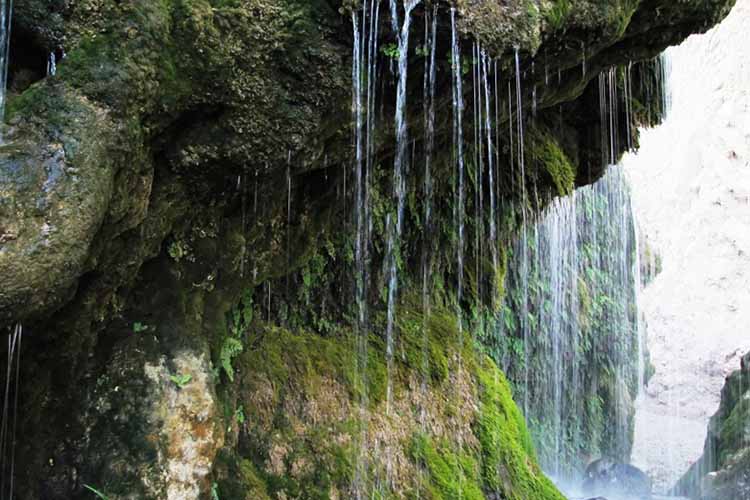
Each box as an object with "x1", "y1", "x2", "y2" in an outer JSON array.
[
  {"x1": 1, "y1": 324, "x2": 22, "y2": 500},
  {"x1": 351, "y1": 1, "x2": 381, "y2": 494},
  {"x1": 0, "y1": 4, "x2": 21, "y2": 499},
  {"x1": 482, "y1": 51, "x2": 497, "y2": 295},
  {"x1": 384, "y1": 0, "x2": 419, "y2": 418},
  {"x1": 513, "y1": 47, "x2": 531, "y2": 420},
  {"x1": 450, "y1": 8, "x2": 465, "y2": 336},
  {"x1": 491, "y1": 53, "x2": 678, "y2": 498},
  {"x1": 499, "y1": 168, "x2": 648, "y2": 500},
  {"x1": 420, "y1": 4, "x2": 437, "y2": 428},
  {"x1": 0, "y1": 0, "x2": 11, "y2": 123}
]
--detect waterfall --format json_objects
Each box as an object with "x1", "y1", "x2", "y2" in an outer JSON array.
[
  {"x1": 482, "y1": 51, "x2": 497, "y2": 295},
  {"x1": 351, "y1": 0, "x2": 382, "y2": 494},
  {"x1": 286, "y1": 151, "x2": 292, "y2": 296},
  {"x1": 473, "y1": 42, "x2": 483, "y2": 304},
  {"x1": 420, "y1": 5, "x2": 437, "y2": 428},
  {"x1": 448, "y1": 15, "x2": 467, "y2": 497},
  {"x1": 513, "y1": 47, "x2": 531, "y2": 420},
  {"x1": 0, "y1": 0, "x2": 12, "y2": 123},
  {"x1": 501, "y1": 165, "x2": 641, "y2": 481},
  {"x1": 1, "y1": 324, "x2": 22, "y2": 500},
  {"x1": 450, "y1": 8, "x2": 465, "y2": 335},
  {"x1": 384, "y1": 0, "x2": 419, "y2": 417},
  {"x1": 495, "y1": 59, "x2": 645, "y2": 481}
]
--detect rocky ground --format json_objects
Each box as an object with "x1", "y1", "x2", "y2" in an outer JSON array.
[{"x1": 625, "y1": 0, "x2": 750, "y2": 492}]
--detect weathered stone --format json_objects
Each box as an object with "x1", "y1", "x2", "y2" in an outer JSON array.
[
  {"x1": 583, "y1": 458, "x2": 652, "y2": 498},
  {"x1": 675, "y1": 352, "x2": 750, "y2": 499},
  {"x1": 0, "y1": 1, "x2": 737, "y2": 498}
]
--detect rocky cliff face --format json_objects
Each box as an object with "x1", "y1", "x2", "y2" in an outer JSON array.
[
  {"x1": 675, "y1": 352, "x2": 750, "y2": 500},
  {"x1": 0, "y1": 0, "x2": 735, "y2": 498},
  {"x1": 627, "y1": 0, "x2": 750, "y2": 488}
]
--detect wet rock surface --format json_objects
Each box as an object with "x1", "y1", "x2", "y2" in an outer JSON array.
[
  {"x1": 0, "y1": 0, "x2": 738, "y2": 498},
  {"x1": 583, "y1": 458, "x2": 653, "y2": 499}
]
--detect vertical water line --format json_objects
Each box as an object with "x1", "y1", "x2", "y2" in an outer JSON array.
[
  {"x1": 0, "y1": 0, "x2": 13, "y2": 125},
  {"x1": 581, "y1": 41, "x2": 586, "y2": 79},
  {"x1": 286, "y1": 151, "x2": 292, "y2": 297},
  {"x1": 352, "y1": 0, "x2": 383, "y2": 493},
  {"x1": 385, "y1": 0, "x2": 420, "y2": 418},
  {"x1": 493, "y1": 59, "x2": 501, "y2": 252},
  {"x1": 450, "y1": 8, "x2": 466, "y2": 336},
  {"x1": 449, "y1": 11, "x2": 467, "y2": 497},
  {"x1": 514, "y1": 47, "x2": 530, "y2": 420},
  {"x1": 0, "y1": 324, "x2": 22, "y2": 500},
  {"x1": 420, "y1": 4, "x2": 437, "y2": 429},
  {"x1": 482, "y1": 51, "x2": 497, "y2": 294},
  {"x1": 472, "y1": 41, "x2": 483, "y2": 308},
  {"x1": 507, "y1": 81, "x2": 515, "y2": 194}
]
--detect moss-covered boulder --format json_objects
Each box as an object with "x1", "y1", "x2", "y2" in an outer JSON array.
[{"x1": 212, "y1": 303, "x2": 565, "y2": 500}]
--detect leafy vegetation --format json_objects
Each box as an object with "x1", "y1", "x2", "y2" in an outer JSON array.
[
  {"x1": 132, "y1": 322, "x2": 148, "y2": 334},
  {"x1": 220, "y1": 338, "x2": 244, "y2": 382},
  {"x1": 169, "y1": 373, "x2": 192, "y2": 388},
  {"x1": 546, "y1": 0, "x2": 571, "y2": 31},
  {"x1": 381, "y1": 43, "x2": 399, "y2": 59}
]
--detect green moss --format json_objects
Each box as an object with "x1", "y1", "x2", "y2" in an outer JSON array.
[
  {"x1": 214, "y1": 450, "x2": 272, "y2": 500},
  {"x1": 716, "y1": 371, "x2": 750, "y2": 464},
  {"x1": 222, "y1": 296, "x2": 565, "y2": 499},
  {"x1": 473, "y1": 356, "x2": 566, "y2": 500},
  {"x1": 410, "y1": 433, "x2": 484, "y2": 500},
  {"x1": 545, "y1": 0, "x2": 572, "y2": 31},
  {"x1": 527, "y1": 129, "x2": 577, "y2": 197}
]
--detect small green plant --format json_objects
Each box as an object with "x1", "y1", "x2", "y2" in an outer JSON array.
[
  {"x1": 547, "y1": 0, "x2": 571, "y2": 31},
  {"x1": 170, "y1": 373, "x2": 192, "y2": 388},
  {"x1": 83, "y1": 484, "x2": 110, "y2": 500},
  {"x1": 211, "y1": 482, "x2": 220, "y2": 500},
  {"x1": 168, "y1": 239, "x2": 193, "y2": 262},
  {"x1": 381, "y1": 43, "x2": 399, "y2": 59},
  {"x1": 132, "y1": 322, "x2": 148, "y2": 334},
  {"x1": 415, "y1": 44, "x2": 429, "y2": 57},
  {"x1": 221, "y1": 338, "x2": 244, "y2": 382},
  {"x1": 230, "y1": 290, "x2": 253, "y2": 337},
  {"x1": 235, "y1": 406, "x2": 246, "y2": 425}
]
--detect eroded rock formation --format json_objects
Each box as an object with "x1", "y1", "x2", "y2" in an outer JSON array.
[{"x1": 0, "y1": 0, "x2": 736, "y2": 498}]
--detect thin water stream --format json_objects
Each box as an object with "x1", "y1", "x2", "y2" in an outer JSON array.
[
  {"x1": 1, "y1": 324, "x2": 22, "y2": 500},
  {"x1": 0, "y1": 0, "x2": 11, "y2": 123}
]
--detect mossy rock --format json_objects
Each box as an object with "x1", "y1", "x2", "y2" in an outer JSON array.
[{"x1": 214, "y1": 300, "x2": 564, "y2": 499}]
